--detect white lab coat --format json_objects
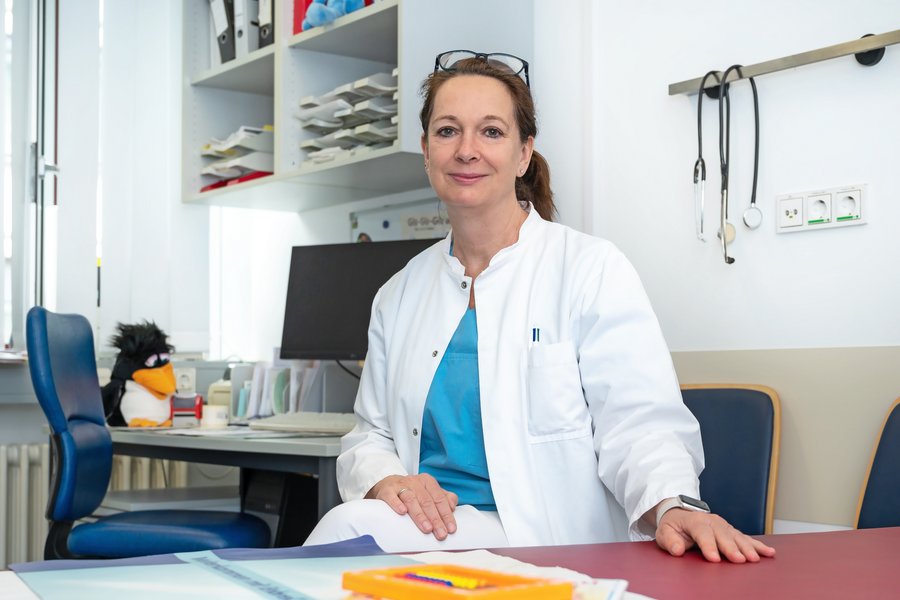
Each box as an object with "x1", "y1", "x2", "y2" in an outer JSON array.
[{"x1": 337, "y1": 206, "x2": 703, "y2": 546}]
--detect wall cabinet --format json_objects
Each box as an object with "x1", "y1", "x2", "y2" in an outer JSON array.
[{"x1": 181, "y1": 0, "x2": 533, "y2": 212}]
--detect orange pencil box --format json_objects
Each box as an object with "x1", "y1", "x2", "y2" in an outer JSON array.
[{"x1": 342, "y1": 564, "x2": 573, "y2": 599}]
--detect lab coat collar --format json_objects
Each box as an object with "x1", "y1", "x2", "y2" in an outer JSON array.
[{"x1": 439, "y1": 202, "x2": 542, "y2": 273}]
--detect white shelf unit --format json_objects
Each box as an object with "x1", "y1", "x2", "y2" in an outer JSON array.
[{"x1": 182, "y1": 0, "x2": 532, "y2": 212}]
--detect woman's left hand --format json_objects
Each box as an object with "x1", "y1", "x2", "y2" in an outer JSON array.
[{"x1": 655, "y1": 509, "x2": 776, "y2": 563}]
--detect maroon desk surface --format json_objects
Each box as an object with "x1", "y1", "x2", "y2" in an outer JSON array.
[{"x1": 495, "y1": 527, "x2": 900, "y2": 599}]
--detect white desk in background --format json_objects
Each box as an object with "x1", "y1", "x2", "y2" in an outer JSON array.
[{"x1": 109, "y1": 429, "x2": 343, "y2": 544}]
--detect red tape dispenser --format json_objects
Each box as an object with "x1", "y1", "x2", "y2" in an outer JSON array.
[{"x1": 342, "y1": 564, "x2": 573, "y2": 599}]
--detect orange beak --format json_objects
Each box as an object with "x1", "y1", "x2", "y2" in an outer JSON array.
[{"x1": 132, "y1": 362, "x2": 176, "y2": 399}]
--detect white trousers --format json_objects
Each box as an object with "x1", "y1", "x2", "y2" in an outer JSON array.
[{"x1": 303, "y1": 500, "x2": 509, "y2": 553}]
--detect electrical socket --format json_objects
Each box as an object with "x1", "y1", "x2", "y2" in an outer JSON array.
[
  {"x1": 834, "y1": 189, "x2": 862, "y2": 222},
  {"x1": 777, "y1": 184, "x2": 866, "y2": 233},
  {"x1": 777, "y1": 197, "x2": 803, "y2": 229},
  {"x1": 806, "y1": 193, "x2": 832, "y2": 226},
  {"x1": 174, "y1": 367, "x2": 197, "y2": 394}
]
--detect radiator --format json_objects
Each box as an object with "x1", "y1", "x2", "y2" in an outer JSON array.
[
  {"x1": 0, "y1": 443, "x2": 49, "y2": 568},
  {"x1": 1, "y1": 443, "x2": 187, "y2": 568}
]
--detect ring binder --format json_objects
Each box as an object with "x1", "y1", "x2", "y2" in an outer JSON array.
[
  {"x1": 258, "y1": 0, "x2": 275, "y2": 47},
  {"x1": 209, "y1": 0, "x2": 236, "y2": 64}
]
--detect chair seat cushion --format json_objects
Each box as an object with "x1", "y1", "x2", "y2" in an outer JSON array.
[{"x1": 68, "y1": 510, "x2": 271, "y2": 558}]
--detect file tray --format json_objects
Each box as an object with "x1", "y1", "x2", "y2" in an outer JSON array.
[
  {"x1": 307, "y1": 146, "x2": 351, "y2": 164},
  {"x1": 295, "y1": 99, "x2": 352, "y2": 122},
  {"x1": 333, "y1": 106, "x2": 371, "y2": 128},
  {"x1": 353, "y1": 71, "x2": 398, "y2": 97},
  {"x1": 352, "y1": 96, "x2": 398, "y2": 120},
  {"x1": 201, "y1": 151, "x2": 274, "y2": 179},
  {"x1": 295, "y1": 116, "x2": 343, "y2": 134},
  {"x1": 342, "y1": 564, "x2": 573, "y2": 599},
  {"x1": 354, "y1": 120, "x2": 398, "y2": 143},
  {"x1": 201, "y1": 126, "x2": 274, "y2": 158},
  {"x1": 320, "y1": 81, "x2": 368, "y2": 104}
]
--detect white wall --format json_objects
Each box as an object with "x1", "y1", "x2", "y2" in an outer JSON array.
[
  {"x1": 216, "y1": 1, "x2": 900, "y2": 359},
  {"x1": 591, "y1": 0, "x2": 900, "y2": 351},
  {"x1": 532, "y1": 1, "x2": 592, "y2": 231}
]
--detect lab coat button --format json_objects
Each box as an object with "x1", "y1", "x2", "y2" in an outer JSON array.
[
  {"x1": 460, "y1": 281, "x2": 468, "y2": 289},
  {"x1": 412, "y1": 428, "x2": 419, "y2": 436},
  {"x1": 432, "y1": 350, "x2": 438, "y2": 357}
]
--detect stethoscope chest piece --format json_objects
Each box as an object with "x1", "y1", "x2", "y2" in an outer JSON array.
[
  {"x1": 718, "y1": 221, "x2": 736, "y2": 244},
  {"x1": 743, "y1": 204, "x2": 763, "y2": 229}
]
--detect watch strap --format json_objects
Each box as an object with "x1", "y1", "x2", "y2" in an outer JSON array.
[{"x1": 655, "y1": 495, "x2": 709, "y2": 526}]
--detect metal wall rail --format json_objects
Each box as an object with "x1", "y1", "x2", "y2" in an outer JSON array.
[{"x1": 669, "y1": 29, "x2": 900, "y2": 96}]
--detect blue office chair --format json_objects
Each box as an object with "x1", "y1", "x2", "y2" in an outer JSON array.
[
  {"x1": 680, "y1": 384, "x2": 781, "y2": 535},
  {"x1": 26, "y1": 306, "x2": 271, "y2": 559},
  {"x1": 856, "y1": 398, "x2": 900, "y2": 529}
]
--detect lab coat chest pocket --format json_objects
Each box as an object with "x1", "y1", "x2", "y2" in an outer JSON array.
[{"x1": 526, "y1": 341, "x2": 591, "y2": 440}]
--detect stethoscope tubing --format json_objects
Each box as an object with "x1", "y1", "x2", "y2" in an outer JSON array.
[
  {"x1": 717, "y1": 64, "x2": 761, "y2": 263},
  {"x1": 694, "y1": 71, "x2": 720, "y2": 242}
]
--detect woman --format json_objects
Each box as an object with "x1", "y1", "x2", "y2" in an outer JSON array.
[{"x1": 306, "y1": 51, "x2": 774, "y2": 563}]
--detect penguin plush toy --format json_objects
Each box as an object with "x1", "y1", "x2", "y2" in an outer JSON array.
[{"x1": 101, "y1": 321, "x2": 176, "y2": 427}]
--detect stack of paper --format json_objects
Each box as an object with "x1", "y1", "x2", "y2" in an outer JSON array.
[
  {"x1": 201, "y1": 150, "x2": 274, "y2": 179},
  {"x1": 296, "y1": 70, "x2": 400, "y2": 165},
  {"x1": 200, "y1": 125, "x2": 274, "y2": 190},
  {"x1": 201, "y1": 125, "x2": 273, "y2": 157}
]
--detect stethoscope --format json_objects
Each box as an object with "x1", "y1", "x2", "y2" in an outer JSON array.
[
  {"x1": 717, "y1": 64, "x2": 761, "y2": 264},
  {"x1": 693, "y1": 71, "x2": 721, "y2": 242}
]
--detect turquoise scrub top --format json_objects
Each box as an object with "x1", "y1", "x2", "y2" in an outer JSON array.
[{"x1": 418, "y1": 308, "x2": 496, "y2": 511}]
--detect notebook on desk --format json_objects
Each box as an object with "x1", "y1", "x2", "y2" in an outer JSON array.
[{"x1": 249, "y1": 411, "x2": 357, "y2": 435}]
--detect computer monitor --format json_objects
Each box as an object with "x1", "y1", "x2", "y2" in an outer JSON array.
[{"x1": 280, "y1": 238, "x2": 440, "y2": 361}]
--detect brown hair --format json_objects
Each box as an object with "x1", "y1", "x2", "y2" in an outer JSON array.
[{"x1": 419, "y1": 58, "x2": 556, "y2": 221}]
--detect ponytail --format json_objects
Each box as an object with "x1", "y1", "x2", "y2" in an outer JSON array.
[{"x1": 516, "y1": 150, "x2": 555, "y2": 221}]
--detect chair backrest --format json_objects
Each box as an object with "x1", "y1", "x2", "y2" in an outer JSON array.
[
  {"x1": 856, "y1": 398, "x2": 900, "y2": 529},
  {"x1": 26, "y1": 306, "x2": 112, "y2": 522},
  {"x1": 680, "y1": 384, "x2": 781, "y2": 535}
]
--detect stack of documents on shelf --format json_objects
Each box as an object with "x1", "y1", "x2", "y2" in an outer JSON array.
[
  {"x1": 295, "y1": 70, "x2": 400, "y2": 166},
  {"x1": 199, "y1": 125, "x2": 274, "y2": 191},
  {"x1": 201, "y1": 150, "x2": 274, "y2": 179},
  {"x1": 202, "y1": 125, "x2": 273, "y2": 157}
]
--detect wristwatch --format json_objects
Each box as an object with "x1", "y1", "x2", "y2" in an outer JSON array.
[{"x1": 656, "y1": 495, "x2": 710, "y2": 525}]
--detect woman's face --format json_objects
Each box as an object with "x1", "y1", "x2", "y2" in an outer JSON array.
[{"x1": 422, "y1": 75, "x2": 533, "y2": 212}]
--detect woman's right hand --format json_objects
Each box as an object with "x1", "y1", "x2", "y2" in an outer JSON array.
[{"x1": 366, "y1": 473, "x2": 459, "y2": 540}]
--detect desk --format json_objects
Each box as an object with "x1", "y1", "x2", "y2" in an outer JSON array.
[
  {"x1": 498, "y1": 527, "x2": 900, "y2": 599},
  {"x1": 8, "y1": 528, "x2": 900, "y2": 598},
  {"x1": 109, "y1": 430, "x2": 343, "y2": 522}
]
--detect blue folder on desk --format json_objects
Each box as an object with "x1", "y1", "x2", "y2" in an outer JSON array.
[
  {"x1": 12, "y1": 536, "x2": 414, "y2": 599},
  {"x1": 12, "y1": 535, "x2": 385, "y2": 573}
]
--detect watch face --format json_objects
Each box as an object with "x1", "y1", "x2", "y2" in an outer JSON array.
[{"x1": 679, "y1": 495, "x2": 711, "y2": 512}]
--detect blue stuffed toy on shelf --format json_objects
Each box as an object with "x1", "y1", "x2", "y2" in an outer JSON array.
[{"x1": 302, "y1": 0, "x2": 367, "y2": 31}]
